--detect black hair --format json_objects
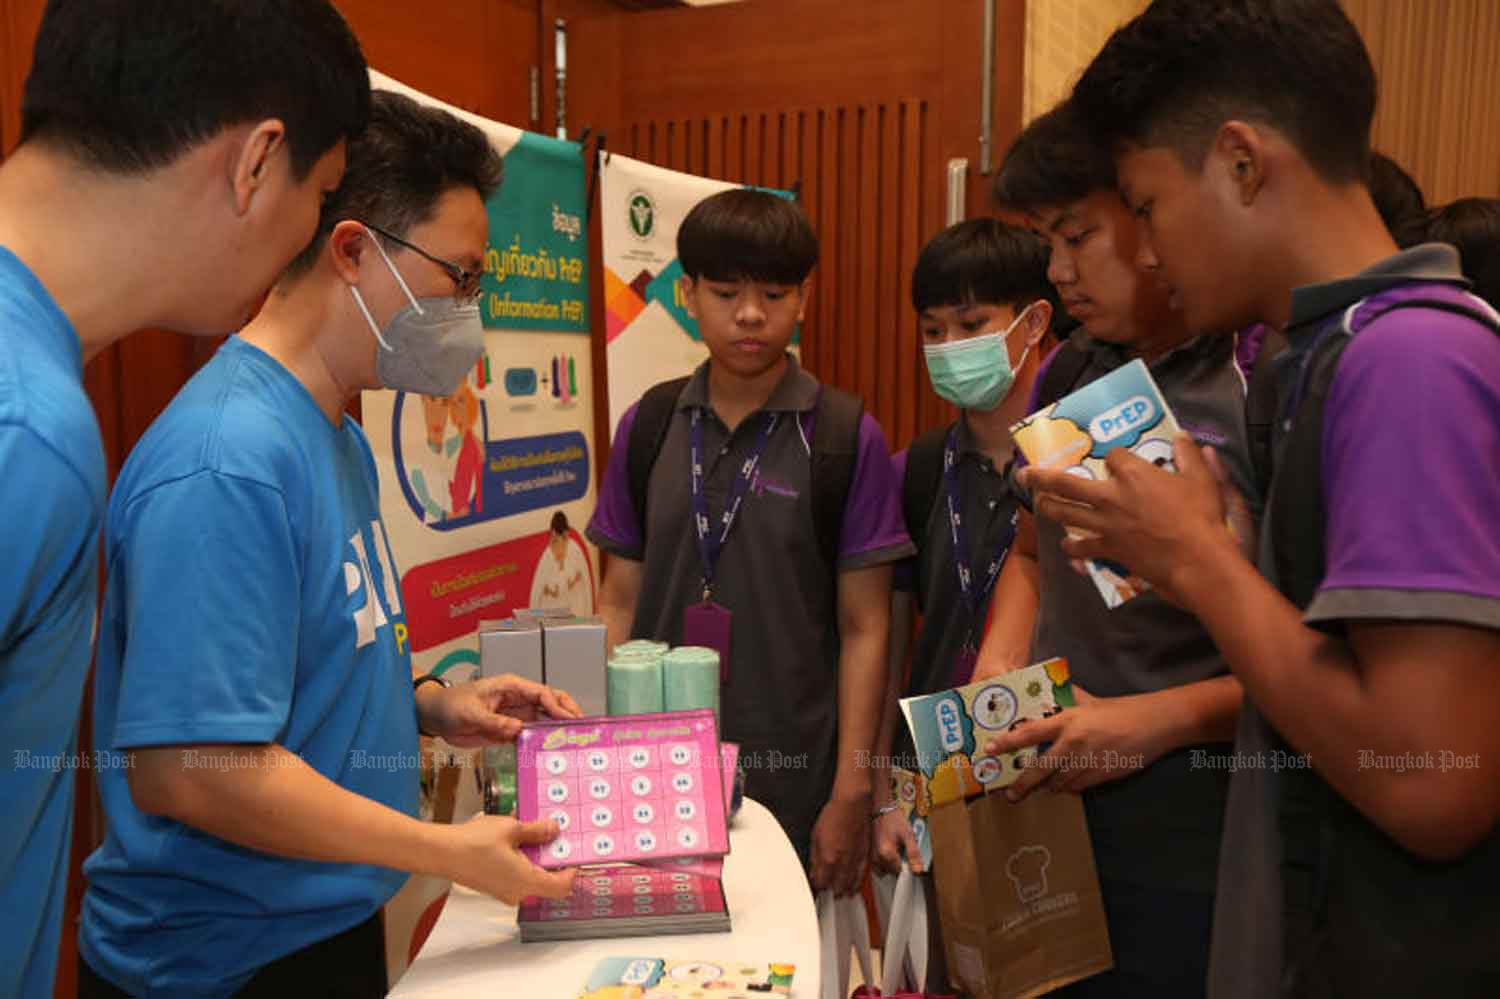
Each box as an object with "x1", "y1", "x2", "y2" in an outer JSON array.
[
  {"x1": 993, "y1": 103, "x2": 1118, "y2": 210},
  {"x1": 21, "y1": 0, "x2": 369, "y2": 179},
  {"x1": 281, "y1": 90, "x2": 504, "y2": 281},
  {"x1": 550, "y1": 510, "x2": 570, "y2": 536},
  {"x1": 1406, "y1": 198, "x2": 1500, "y2": 308},
  {"x1": 678, "y1": 188, "x2": 818, "y2": 284},
  {"x1": 1368, "y1": 151, "x2": 1426, "y2": 239},
  {"x1": 1071, "y1": 0, "x2": 1377, "y2": 184},
  {"x1": 911, "y1": 219, "x2": 1056, "y2": 316}
]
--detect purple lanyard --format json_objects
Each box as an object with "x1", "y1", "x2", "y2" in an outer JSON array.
[
  {"x1": 689, "y1": 407, "x2": 779, "y2": 599},
  {"x1": 942, "y1": 426, "x2": 1019, "y2": 649}
]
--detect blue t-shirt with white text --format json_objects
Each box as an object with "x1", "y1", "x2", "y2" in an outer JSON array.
[{"x1": 81, "y1": 336, "x2": 420, "y2": 996}]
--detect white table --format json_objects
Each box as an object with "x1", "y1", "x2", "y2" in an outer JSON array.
[{"x1": 389, "y1": 798, "x2": 820, "y2": 997}]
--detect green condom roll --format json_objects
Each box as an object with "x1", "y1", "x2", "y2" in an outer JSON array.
[
  {"x1": 606, "y1": 651, "x2": 665, "y2": 715},
  {"x1": 662, "y1": 645, "x2": 721, "y2": 720}
]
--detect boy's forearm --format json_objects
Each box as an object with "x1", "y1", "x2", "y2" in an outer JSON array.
[
  {"x1": 831, "y1": 566, "x2": 893, "y2": 802},
  {"x1": 1143, "y1": 674, "x2": 1243, "y2": 753},
  {"x1": 1174, "y1": 539, "x2": 1500, "y2": 858},
  {"x1": 833, "y1": 626, "x2": 886, "y2": 801}
]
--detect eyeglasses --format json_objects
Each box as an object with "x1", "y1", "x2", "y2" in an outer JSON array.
[{"x1": 363, "y1": 220, "x2": 483, "y2": 304}]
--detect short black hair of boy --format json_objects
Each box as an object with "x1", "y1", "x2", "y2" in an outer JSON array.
[
  {"x1": 993, "y1": 103, "x2": 1118, "y2": 210},
  {"x1": 678, "y1": 188, "x2": 818, "y2": 285},
  {"x1": 550, "y1": 510, "x2": 570, "y2": 536},
  {"x1": 21, "y1": 0, "x2": 369, "y2": 179},
  {"x1": 1368, "y1": 151, "x2": 1426, "y2": 239},
  {"x1": 1407, "y1": 198, "x2": 1500, "y2": 309},
  {"x1": 911, "y1": 219, "x2": 1056, "y2": 316},
  {"x1": 1071, "y1": 0, "x2": 1377, "y2": 184},
  {"x1": 281, "y1": 90, "x2": 504, "y2": 282}
]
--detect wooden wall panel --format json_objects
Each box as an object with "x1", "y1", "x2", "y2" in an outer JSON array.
[{"x1": 1344, "y1": 0, "x2": 1500, "y2": 203}]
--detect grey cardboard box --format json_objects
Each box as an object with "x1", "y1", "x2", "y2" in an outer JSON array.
[
  {"x1": 541, "y1": 615, "x2": 607, "y2": 716},
  {"x1": 478, "y1": 617, "x2": 544, "y2": 684}
]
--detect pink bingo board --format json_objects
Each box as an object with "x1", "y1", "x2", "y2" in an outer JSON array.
[
  {"x1": 517, "y1": 709, "x2": 730, "y2": 868},
  {"x1": 517, "y1": 861, "x2": 728, "y2": 925}
]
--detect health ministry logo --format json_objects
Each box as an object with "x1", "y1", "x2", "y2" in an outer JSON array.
[{"x1": 628, "y1": 191, "x2": 656, "y2": 239}]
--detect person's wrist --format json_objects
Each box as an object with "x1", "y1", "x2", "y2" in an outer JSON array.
[
  {"x1": 1168, "y1": 523, "x2": 1243, "y2": 612},
  {"x1": 413, "y1": 673, "x2": 451, "y2": 737}
]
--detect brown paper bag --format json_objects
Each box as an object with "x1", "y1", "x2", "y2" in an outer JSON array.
[{"x1": 929, "y1": 788, "x2": 1113, "y2": 999}]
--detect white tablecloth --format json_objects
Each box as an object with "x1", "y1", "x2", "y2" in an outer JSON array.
[{"x1": 389, "y1": 798, "x2": 820, "y2": 997}]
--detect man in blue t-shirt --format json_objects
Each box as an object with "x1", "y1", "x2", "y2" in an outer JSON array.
[
  {"x1": 79, "y1": 92, "x2": 582, "y2": 999},
  {"x1": 0, "y1": 5, "x2": 368, "y2": 996},
  {"x1": 1031, "y1": 3, "x2": 1500, "y2": 996}
]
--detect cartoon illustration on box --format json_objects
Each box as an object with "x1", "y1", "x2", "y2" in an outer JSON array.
[
  {"x1": 578, "y1": 957, "x2": 794, "y2": 997},
  {"x1": 1010, "y1": 358, "x2": 1181, "y2": 608},
  {"x1": 899, "y1": 658, "x2": 1076, "y2": 807}
]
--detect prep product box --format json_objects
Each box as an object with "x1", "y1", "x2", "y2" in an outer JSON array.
[
  {"x1": 543, "y1": 615, "x2": 608, "y2": 716},
  {"x1": 1009, "y1": 358, "x2": 1180, "y2": 608},
  {"x1": 478, "y1": 617, "x2": 544, "y2": 684},
  {"x1": 576, "y1": 956, "x2": 795, "y2": 997},
  {"x1": 898, "y1": 658, "x2": 1074, "y2": 808}
]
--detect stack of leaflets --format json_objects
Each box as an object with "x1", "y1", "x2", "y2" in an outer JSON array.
[
  {"x1": 516, "y1": 712, "x2": 738, "y2": 941},
  {"x1": 518, "y1": 859, "x2": 730, "y2": 942}
]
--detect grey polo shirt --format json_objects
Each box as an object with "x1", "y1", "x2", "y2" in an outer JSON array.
[
  {"x1": 891, "y1": 415, "x2": 1023, "y2": 769},
  {"x1": 1209, "y1": 244, "x2": 1500, "y2": 999},
  {"x1": 1026, "y1": 330, "x2": 1257, "y2": 895},
  {"x1": 588, "y1": 355, "x2": 914, "y2": 857}
]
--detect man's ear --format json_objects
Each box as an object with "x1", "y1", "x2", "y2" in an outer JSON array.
[
  {"x1": 679, "y1": 275, "x2": 698, "y2": 320},
  {"x1": 230, "y1": 119, "x2": 288, "y2": 216},
  {"x1": 1216, "y1": 120, "x2": 1268, "y2": 206},
  {"x1": 328, "y1": 219, "x2": 367, "y2": 284}
]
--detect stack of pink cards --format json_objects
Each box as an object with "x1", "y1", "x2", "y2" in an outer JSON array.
[{"x1": 516, "y1": 710, "x2": 739, "y2": 941}]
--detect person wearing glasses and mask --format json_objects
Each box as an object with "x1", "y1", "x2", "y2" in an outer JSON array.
[{"x1": 79, "y1": 91, "x2": 579, "y2": 999}]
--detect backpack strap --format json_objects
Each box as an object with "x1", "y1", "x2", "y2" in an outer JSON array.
[
  {"x1": 1245, "y1": 326, "x2": 1290, "y2": 502},
  {"x1": 808, "y1": 384, "x2": 865, "y2": 569},
  {"x1": 902, "y1": 426, "x2": 949, "y2": 542},
  {"x1": 901, "y1": 426, "x2": 948, "y2": 610},
  {"x1": 1033, "y1": 340, "x2": 1092, "y2": 409},
  {"x1": 626, "y1": 376, "x2": 691, "y2": 545}
]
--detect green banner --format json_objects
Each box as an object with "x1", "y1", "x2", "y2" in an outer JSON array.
[{"x1": 481, "y1": 132, "x2": 589, "y2": 333}]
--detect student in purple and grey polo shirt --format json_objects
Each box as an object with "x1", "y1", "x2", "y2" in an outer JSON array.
[
  {"x1": 972, "y1": 101, "x2": 1253, "y2": 999},
  {"x1": 589, "y1": 189, "x2": 913, "y2": 895},
  {"x1": 1031, "y1": 3, "x2": 1500, "y2": 997}
]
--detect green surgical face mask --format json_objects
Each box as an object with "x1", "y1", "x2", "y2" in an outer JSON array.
[{"x1": 922, "y1": 306, "x2": 1036, "y2": 411}]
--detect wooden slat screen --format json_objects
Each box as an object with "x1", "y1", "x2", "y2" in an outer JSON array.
[{"x1": 620, "y1": 100, "x2": 955, "y2": 452}]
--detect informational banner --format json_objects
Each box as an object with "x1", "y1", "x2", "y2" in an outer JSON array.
[
  {"x1": 599, "y1": 153, "x2": 797, "y2": 438},
  {"x1": 361, "y1": 70, "x2": 597, "y2": 981}
]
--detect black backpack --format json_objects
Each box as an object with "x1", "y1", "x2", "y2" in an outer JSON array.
[{"x1": 626, "y1": 375, "x2": 865, "y2": 567}]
